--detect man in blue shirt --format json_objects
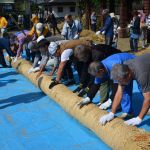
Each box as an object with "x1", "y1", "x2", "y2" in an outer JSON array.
[
  {"x1": 77, "y1": 53, "x2": 135, "y2": 118},
  {"x1": 96, "y1": 9, "x2": 114, "y2": 46}
]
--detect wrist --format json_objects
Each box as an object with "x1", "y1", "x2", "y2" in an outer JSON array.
[{"x1": 137, "y1": 116, "x2": 142, "y2": 121}]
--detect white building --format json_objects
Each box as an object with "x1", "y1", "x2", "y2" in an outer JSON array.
[{"x1": 36, "y1": 0, "x2": 79, "y2": 18}]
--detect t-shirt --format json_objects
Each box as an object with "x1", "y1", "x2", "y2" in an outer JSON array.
[
  {"x1": 125, "y1": 53, "x2": 150, "y2": 93},
  {"x1": 94, "y1": 53, "x2": 135, "y2": 84},
  {"x1": 61, "y1": 49, "x2": 73, "y2": 62}
]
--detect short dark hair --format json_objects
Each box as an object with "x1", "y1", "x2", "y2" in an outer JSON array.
[
  {"x1": 111, "y1": 64, "x2": 130, "y2": 81},
  {"x1": 37, "y1": 39, "x2": 50, "y2": 48},
  {"x1": 74, "y1": 44, "x2": 91, "y2": 62},
  {"x1": 88, "y1": 61, "x2": 104, "y2": 76}
]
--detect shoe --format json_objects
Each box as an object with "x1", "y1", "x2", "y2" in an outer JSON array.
[
  {"x1": 97, "y1": 102, "x2": 101, "y2": 106},
  {"x1": 99, "y1": 99, "x2": 112, "y2": 110},
  {"x1": 64, "y1": 79, "x2": 76, "y2": 86},
  {"x1": 78, "y1": 87, "x2": 89, "y2": 97},
  {"x1": 73, "y1": 85, "x2": 82, "y2": 93}
]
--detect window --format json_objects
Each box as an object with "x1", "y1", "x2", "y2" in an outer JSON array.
[
  {"x1": 70, "y1": 7, "x2": 75, "y2": 12},
  {"x1": 58, "y1": 7, "x2": 63, "y2": 13}
]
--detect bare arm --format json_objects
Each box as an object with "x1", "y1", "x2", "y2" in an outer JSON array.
[
  {"x1": 56, "y1": 61, "x2": 67, "y2": 82},
  {"x1": 111, "y1": 85, "x2": 124, "y2": 114},
  {"x1": 138, "y1": 92, "x2": 150, "y2": 119}
]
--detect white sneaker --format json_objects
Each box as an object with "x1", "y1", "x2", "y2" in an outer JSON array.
[
  {"x1": 99, "y1": 99, "x2": 112, "y2": 110},
  {"x1": 147, "y1": 108, "x2": 150, "y2": 115}
]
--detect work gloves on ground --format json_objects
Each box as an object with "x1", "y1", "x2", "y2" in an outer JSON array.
[
  {"x1": 124, "y1": 117, "x2": 142, "y2": 126},
  {"x1": 28, "y1": 67, "x2": 40, "y2": 74},
  {"x1": 99, "y1": 112, "x2": 114, "y2": 125},
  {"x1": 77, "y1": 97, "x2": 91, "y2": 109}
]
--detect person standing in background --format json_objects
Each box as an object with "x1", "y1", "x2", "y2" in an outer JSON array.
[
  {"x1": 90, "y1": 12, "x2": 97, "y2": 32},
  {"x1": 146, "y1": 12, "x2": 150, "y2": 44}
]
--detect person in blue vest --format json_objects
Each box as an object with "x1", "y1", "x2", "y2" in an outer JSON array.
[
  {"x1": 99, "y1": 53, "x2": 150, "y2": 126},
  {"x1": 77, "y1": 53, "x2": 135, "y2": 119},
  {"x1": 96, "y1": 9, "x2": 114, "y2": 46}
]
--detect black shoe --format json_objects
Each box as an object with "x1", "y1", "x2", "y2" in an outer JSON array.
[
  {"x1": 64, "y1": 79, "x2": 76, "y2": 86},
  {"x1": 78, "y1": 89, "x2": 87, "y2": 97},
  {"x1": 73, "y1": 86, "x2": 82, "y2": 93}
]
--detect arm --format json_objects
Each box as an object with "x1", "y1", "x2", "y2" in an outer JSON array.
[
  {"x1": 111, "y1": 85, "x2": 124, "y2": 114},
  {"x1": 56, "y1": 60, "x2": 67, "y2": 82},
  {"x1": 138, "y1": 92, "x2": 150, "y2": 119},
  {"x1": 100, "y1": 17, "x2": 112, "y2": 32},
  {"x1": 61, "y1": 23, "x2": 67, "y2": 37}
]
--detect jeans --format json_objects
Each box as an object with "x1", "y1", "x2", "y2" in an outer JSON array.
[{"x1": 130, "y1": 38, "x2": 138, "y2": 51}]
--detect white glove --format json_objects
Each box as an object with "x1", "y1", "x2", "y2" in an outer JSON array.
[
  {"x1": 77, "y1": 97, "x2": 91, "y2": 109},
  {"x1": 99, "y1": 99, "x2": 112, "y2": 110},
  {"x1": 99, "y1": 112, "x2": 114, "y2": 125},
  {"x1": 13, "y1": 57, "x2": 18, "y2": 63},
  {"x1": 73, "y1": 34, "x2": 79, "y2": 39},
  {"x1": 32, "y1": 67, "x2": 40, "y2": 72},
  {"x1": 124, "y1": 117, "x2": 142, "y2": 126},
  {"x1": 101, "y1": 31, "x2": 105, "y2": 35},
  {"x1": 96, "y1": 31, "x2": 101, "y2": 35},
  {"x1": 28, "y1": 67, "x2": 34, "y2": 74}
]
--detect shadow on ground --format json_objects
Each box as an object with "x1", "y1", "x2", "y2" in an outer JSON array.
[{"x1": 0, "y1": 92, "x2": 45, "y2": 109}]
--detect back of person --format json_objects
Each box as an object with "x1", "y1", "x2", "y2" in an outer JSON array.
[
  {"x1": 0, "y1": 16, "x2": 8, "y2": 28},
  {"x1": 91, "y1": 44, "x2": 121, "y2": 61},
  {"x1": 60, "y1": 39, "x2": 92, "y2": 53}
]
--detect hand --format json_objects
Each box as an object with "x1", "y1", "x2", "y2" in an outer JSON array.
[
  {"x1": 13, "y1": 57, "x2": 18, "y2": 63},
  {"x1": 28, "y1": 67, "x2": 34, "y2": 74},
  {"x1": 73, "y1": 34, "x2": 79, "y2": 39},
  {"x1": 77, "y1": 97, "x2": 91, "y2": 109},
  {"x1": 99, "y1": 112, "x2": 114, "y2": 125},
  {"x1": 101, "y1": 31, "x2": 105, "y2": 35},
  {"x1": 124, "y1": 117, "x2": 142, "y2": 126},
  {"x1": 36, "y1": 72, "x2": 42, "y2": 80},
  {"x1": 96, "y1": 31, "x2": 101, "y2": 35},
  {"x1": 49, "y1": 79, "x2": 60, "y2": 89}
]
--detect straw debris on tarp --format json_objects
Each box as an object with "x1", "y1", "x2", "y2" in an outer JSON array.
[{"x1": 9, "y1": 58, "x2": 150, "y2": 150}]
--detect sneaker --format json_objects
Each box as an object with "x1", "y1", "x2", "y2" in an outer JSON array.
[
  {"x1": 97, "y1": 102, "x2": 101, "y2": 106},
  {"x1": 147, "y1": 108, "x2": 150, "y2": 115},
  {"x1": 64, "y1": 79, "x2": 76, "y2": 86},
  {"x1": 99, "y1": 99, "x2": 112, "y2": 110},
  {"x1": 73, "y1": 86, "x2": 82, "y2": 93},
  {"x1": 78, "y1": 89, "x2": 87, "y2": 97}
]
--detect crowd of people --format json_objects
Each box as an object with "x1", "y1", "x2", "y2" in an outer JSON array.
[{"x1": 0, "y1": 9, "x2": 150, "y2": 126}]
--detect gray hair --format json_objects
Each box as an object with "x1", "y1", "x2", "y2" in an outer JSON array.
[
  {"x1": 111, "y1": 64, "x2": 130, "y2": 81},
  {"x1": 88, "y1": 61, "x2": 104, "y2": 76},
  {"x1": 74, "y1": 45, "x2": 91, "y2": 62}
]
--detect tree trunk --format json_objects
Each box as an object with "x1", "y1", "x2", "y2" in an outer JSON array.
[
  {"x1": 85, "y1": 0, "x2": 91, "y2": 29},
  {"x1": 143, "y1": 0, "x2": 150, "y2": 16}
]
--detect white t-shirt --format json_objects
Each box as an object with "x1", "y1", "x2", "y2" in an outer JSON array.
[{"x1": 61, "y1": 49, "x2": 73, "y2": 62}]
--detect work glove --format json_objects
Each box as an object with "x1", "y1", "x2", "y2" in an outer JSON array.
[
  {"x1": 49, "y1": 79, "x2": 60, "y2": 89},
  {"x1": 13, "y1": 57, "x2": 18, "y2": 63},
  {"x1": 77, "y1": 97, "x2": 91, "y2": 109},
  {"x1": 124, "y1": 117, "x2": 142, "y2": 126},
  {"x1": 99, "y1": 99, "x2": 112, "y2": 110},
  {"x1": 32, "y1": 67, "x2": 40, "y2": 72},
  {"x1": 73, "y1": 34, "x2": 79, "y2": 39},
  {"x1": 101, "y1": 31, "x2": 105, "y2": 35},
  {"x1": 28, "y1": 67, "x2": 34, "y2": 74},
  {"x1": 96, "y1": 31, "x2": 101, "y2": 35},
  {"x1": 99, "y1": 112, "x2": 114, "y2": 125}
]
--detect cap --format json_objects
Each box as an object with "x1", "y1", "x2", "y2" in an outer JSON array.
[
  {"x1": 48, "y1": 42, "x2": 58, "y2": 55},
  {"x1": 36, "y1": 23, "x2": 44, "y2": 34}
]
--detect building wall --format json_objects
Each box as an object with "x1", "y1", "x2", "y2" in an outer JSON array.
[{"x1": 51, "y1": 5, "x2": 78, "y2": 18}]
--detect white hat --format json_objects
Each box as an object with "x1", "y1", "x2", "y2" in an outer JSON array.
[
  {"x1": 110, "y1": 12, "x2": 115, "y2": 18},
  {"x1": 48, "y1": 42, "x2": 58, "y2": 55},
  {"x1": 36, "y1": 23, "x2": 44, "y2": 34},
  {"x1": 37, "y1": 35, "x2": 45, "y2": 43}
]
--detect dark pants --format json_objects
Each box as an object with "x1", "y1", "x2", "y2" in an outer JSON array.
[
  {"x1": 91, "y1": 24, "x2": 97, "y2": 32},
  {"x1": 52, "y1": 25, "x2": 61, "y2": 35},
  {"x1": 130, "y1": 38, "x2": 138, "y2": 51},
  {"x1": 147, "y1": 29, "x2": 150, "y2": 43},
  {"x1": 0, "y1": 50, "x2": 7, "y2": 67},
  {"x1": 105, "y1": 36, "x2": 113, "y2": 46}
]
